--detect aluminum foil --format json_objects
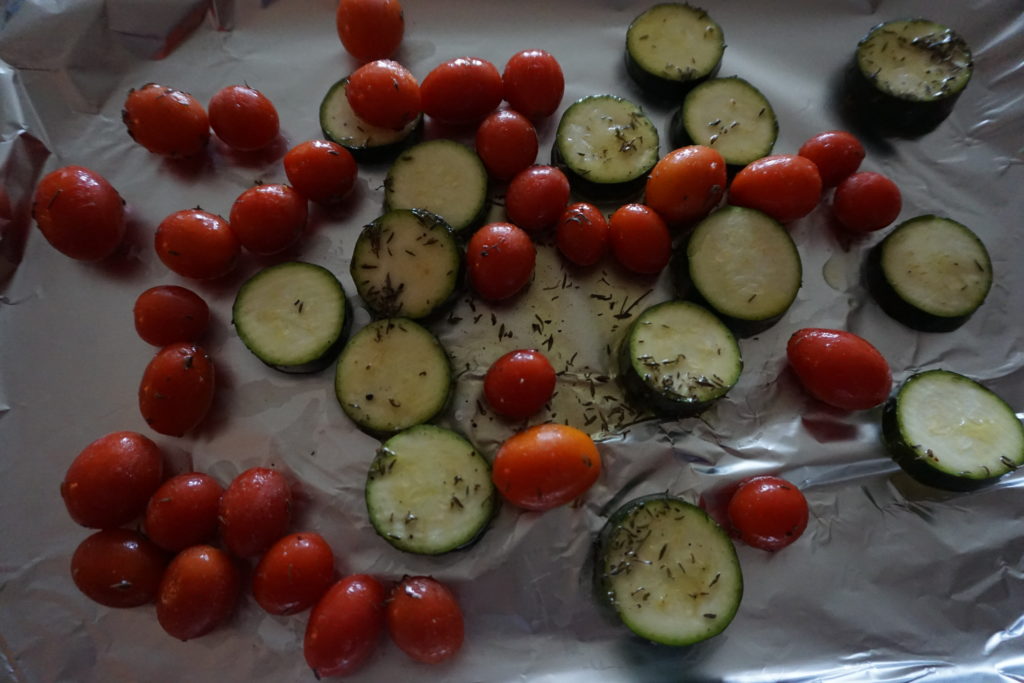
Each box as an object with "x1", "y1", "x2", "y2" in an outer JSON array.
[{"x1": 2, "y1": 1, "x2": 1023, "y2": 681}]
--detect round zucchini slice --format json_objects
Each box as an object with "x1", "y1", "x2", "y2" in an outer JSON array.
[
  {"x1": 319, "y1": 78, "x2": 422, "y2": 161},
  {"x1": 625, "y1": 3, "x2": 724, "y2": 98}
]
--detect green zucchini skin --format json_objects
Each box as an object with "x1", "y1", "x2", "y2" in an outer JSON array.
[{"x1": 319, "y1": 78, "x2": 423, "y2": 163}]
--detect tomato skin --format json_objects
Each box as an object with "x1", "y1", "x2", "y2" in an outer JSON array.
[
  {"x1": 123, "y1": 83, "x2": 210, "y2": 157},
  {"x1": 218, "y1": 467, "x2": 293, "y2": 559},
  {"x1": 253, "y1": 532, "x2": 335, "y2": 616},
  {"x1": 207, "y1": 85, "x2": 280, "y2": 152},
  {"x1": 466, "y1": 222, "x2": 536, "y2": 301},
  {"x1": 156, "y1": 545, "x2": 240, "y2": 641},
  {"x1": 505, "y1": 165, "x2": 570, "y2": 233},
  {"x1": 138, "y1": 342, "x2": 216, "y2": 437},
  {"x1": 492, "y1": 423, "x2": 601, "y2": 511},
  {"x1": 133, "y1": 285, "x2": 210, "y2": 347},
  {"x1": 155, "y1": 209, "x2": 240, "y2": 280},
  {"x1": 502, "y1": 49, "x2": 565, "y2": 120},
  {"x1": 727, "y1": 476, "x2": 808, "y2": 551},
  {"x1": 484, "y1": 349, "x2": 557, "y2": 420},
  {"x1": 729, "y1": 154, "x2": 823, "y2": 223},
  {"x1": 474, "y1": 109, "x2": 538, "y2": 181},
  {"x1": 386, "y1": 576, "x2": 464, "y2": 664},
  {"x1": 144, "y1": 473, "x2": 224, "y2": 553},
  {"x1": 421, "y1": 57, "x2": 503, "y2": 126},
  {"x1": 832, "y1": 171, "x2": 901, "y2": 233},
  {"x1": 556, "y1": 202, "x2": 609, "y2": 267},
  {"x1": 71, "y1": 529, "x2": 168, "y2": 608},
  {"x1": 644, "y1": 146, "x2": 726, "y2": 226},
  {"x1": 228, "y1": 184, "x2": 308, "y2": 255},
  {"x1": 304, "y1": 574, "x2": 386, "y2": 678},
  {"x1": 786, "y1": 328, "x2": 892, "y2": 411},
  {"x1": 284, "y1": 139, "x2": 358, "y2": 204},
  {"x1": 797, "y1": 130, "x2": 865, "y2": 188},
  {"x1": 32, "y1": 166, "x2": 126, "y2": 261},
  {"x1": 61, "y1": 431, "x2": 165, "y2": 529},
  {"x1": 336, "y1": 0, "x2": 404, "y2": 61},
  {"x1": 346, "y1": 59, "x2": 421, "y2": 131},
  {"x1": 608, "y1": 203, "x2": 671, "y2": 275}
]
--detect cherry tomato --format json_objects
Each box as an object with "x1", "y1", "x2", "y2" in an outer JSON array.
[
  {"x1": 727, "y1": 475, "x2": 809, "y2": 551},
  {"x1": 832, "y1": 171, "x2": 902, "y2": 233},
  {"x1": 31, "y1": 166, "x2": 126, "y2": 261},
  {"x1": 466, "y1": 222, "x2": 536, "y2": 301},
  {"x1": 228, "y1": 183, "x2": 308, "y2": 255},
  {"x1": 505, "y1": 165, "x2": 570, "y2": 233},
  {"x1": 218, "y1": 467, "x2": 293, "y2": 558},
  {"x1": 386, "y1": 576, "x2": 464, "y2": 664},
  {"x1": 133, "y1": 285, "x2": 210, "y2": 347},
  {"x1": 304, "y1": 574, "x2": 386, "y2": 678},
  {"x1": 644, "y1": 146, "x2": 726, "y2": 226},
  {"x1": 492, "y1": 423, "x2": 601, "y2": 511},
  {"x1": 156, "y1": 545, "x2": 240, "y2": 641},
  {"x1": 207, "y1": 85, "x2": 280, "y2": 152},
  {"x1": 138, "y1": 342, "x2": 216, "y2": 437},
  {"x1": 253, "y1": 532, "x2": 335, "y2": 616},
  {"x1": 71, "y1": 529, "x2": 168, "y2": 608},
  {"x1": 61, "y1": 431, "x2": 165, "y2": 529},
  {"x1": 474, "y1": 109, "x2": 538, "y2": 181},
  {"x1": 556, "y1": 202, "x2": 609, "y2": 267},
  {"x1": 336, "y1": 0, "x2": 404, "y2": 62},
  {"x1": 122, "y1": 83, "x2": 209, "y2": 157},
  {"x1": 284, "y1": 139, "x2": 358, "y2": 204},
  {"x1": 421, "y1": 57, "x2": 503, "y2": 126},
  {"x1": 608, "y1": 203, "x2": 671, "y2": 275},
  {"x1": 144, "y1": 473, "x2": 224, "y2": 553},
  {"x1": 345, "y1": 59, "x2": 421, "y2": 131},
  {"x1": 155, "y1": 208, "x2": 239, "y2": 280},
  {"x1": 484, "y1": 349, "x2": 557, "y2": 420},
  {"x1": 786, "y1": 328, "x2": 893, "y2": 411},
  {"x1": 797, "y1": 130, "x2": 865, "y2": 188},
  {"x1": 728, "y1": 154, "x2": 823, "y2": 223},
  {"x1": 502, "y1": 49, "x2": 565, "y2": 120}
]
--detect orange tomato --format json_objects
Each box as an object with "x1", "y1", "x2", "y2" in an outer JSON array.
[
  {"x1": 492, "y1": 423, "x2": 601, "y2": 510},
  {"x1": 644, "y1": 146, "x2": 726, "y2": 226}
]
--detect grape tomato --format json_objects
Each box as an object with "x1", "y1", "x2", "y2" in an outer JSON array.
[
  {"x1": 787, "y1": 328, "x2": 892, "y2": 411},
  {"x1": 123, "y1": 83, "x2": 210, "y2": 158},
  {"x1": 133, "y1": 285, "x2": 210, "y2": 347},
  {"x1": 798, "y1": 130, "x2": 865, "y2": 187},
  {"x1": 502, "y1": 49, "x2": 565, "y2": 120},
  {"x1": 144, "y1": 472, "x2": 224, "y2": 553},
  {"x1": 728, "y1": 154, "x2": 822, "y2": 223},
  {"x1": 156, "y1": 545, "x2": 240, "y2": 641},
  {"x1": 71, "y1": 529, "x2": 168, "y2": 608},
  {"x1": 138, "y1": 342, "x2": 216, "y2": 437},
  {"x1": 492, "y1": 423, "x2": 602, "y2": 510},
  {"x1": 484, "y1": 349, "x2": 557, "y2": 420},
  {"x1": 727, "y1": 476, "x2": 809, "y2": 551},
  {"x1": 387, "y1": 576, "x2": 465, "y2": 664},
  {"x1": 466, "y1": 222, "x2": 536, "y2": 301},
  {"x1": 608, "y1": 203, "x2": 671, "y2": 275},
  {"x1": 336, "y1": 0, "x2": 404, "y2": 61},
  {"x1": 421, "y1": 57, "x2": 503, "y2": 126},
  {"x1": 229, "y1": 183, "x2": 308, "y2": 256},
  {"x1": 218, "y1": 467, "x2": 293, "y2": 558},
  {"x1": 475, "y1": 109, "x2": 538, "y2": 181},
  {"x1": 345, "y1": 59, "x2": 421, "y2": 131},
  {"x1": 252, "y1": 532, "x2": 335, "y2": 616},
  {"x1": 555, "y1": 202, "x2": 609, "y2": 267},
  {"x1": 284, "y1": 139, "x2": 358, "y2": 204},
  {"x1": 505, "y1": 165, "x2": 570, "y2": 233},
  {"x1": 31, "y1": 165, "x2": 126, "y2": 262},
  {"x1": 208, "y1": 84, "x2": 280, "y2": 152},
  {"x1": 832, "y1": 171, "x2": 902, "y2": 233},
  {"x1": 304, "y1": 574, "x2": 386, "y2": 678},
  {"x1": 155, "y1": 209, "x2": 240, "y2": 280}
]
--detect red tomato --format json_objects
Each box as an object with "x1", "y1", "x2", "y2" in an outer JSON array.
[
  {"x1": 61, "y1": 431, "x2": 165, "y2": 529},
  {"x1": 492, "y1": 423, "x2": 601, "y2": 511},
  {"x1": 31, "y1": 166, "x2": 126, "y2": 261},
  {"x1": 466, "y1": 222, "x2": 536, "y2": 301},
  {"x1": 474, "y1": 109, "x2": 538, "y2": 181},
  {"x1": 228, "y1": 183, "x2": 308, "y2": 255},
  {"x1": 786, "y1": 328, "x2": 892, "y2": 411},
  {"x1": 71, "y1": 529, "x2": 168, "y2": 608},
  {"x1": 138, "y1": 342, "x2": 216, "y2": 437},
  {"x1": 608, "y1": 203, "x2": 671, "y2": 275},
  {"x1": 727, "y1": 475, "x2": 809, "y2": 551},
  {"x1": 797, "y1": 130, "x2": 865, "y2": 187},
  {"x1": 345, "y1": 59, "x2": 421, "y2": 131},
  {"x1": 156, "y1": 545, "x2": 240, "y2": 641},
  {"x1": 133, "y1": 285, "x2": 210, "y2": 347},
  {"x1": 155, "y1": 208, "x2": 240, "y2": 280},
  {"x1": 728, "y1": 154, "x2": 823, "y2": 223},
  {"x1": 207, "y1": 85, "x2": 280, "y2": 152},
  {"x1": 386, "y1": 576, "x2": 464, "y2": 664},
  {"x1": 421, "y1": 57, "x2": 503, "y2": 126},
  {"x1": 336, "y1": 0, "x2": 404, "y2": 61},
  {"x1": 502, "y1": 49, "x2": 565, "y2": 120},
  {"x1": 218, "y1": 467, "x2": 293, "y2": 558},
  {"x1": 644, "y1": 146, "x2": 727, "y2": 226},
  {"x1": 832, "y1": 171, "x2": 902, "y2": 233},
  {"x1": 253, "y1": 532, "x2": 335, "y2": 616},
  {"x1": 123, "y1": 83, "x2": 210, "y2": 157},
  {"x1": 505, "y1": 165, "x2": 570, "y2": 233},
  {"x1": 284, "y1": 139, "x2": 358, "y2": 204},
  {"x1": 484, "y1": 349, "x2": 557, "y2": 420},
  {"x1": 555, "y1": 202, "x2": 609, "y2": 267},
  {"x1": 144, "y1": 472, "x2": 224, "y2": 553},
  {"x1": 304, "y1": 574, "x2": 386, "y2": 678}
]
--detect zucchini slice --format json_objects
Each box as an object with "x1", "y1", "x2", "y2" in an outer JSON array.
[
  {"x1": 384, "y1": 140, "x2": 489, "y2": 234},
  {"x1": 883, "y1": 370, "x2": 1024, "y2": 491},
  {"x1": 595, "y1": 494, "x2": 743, "y2": 646},
  {"x1": 232, "y1": 262, "x2": 350, "y2": 373},
  {"x1": 319, "y1": 78, "x2": 423, "y2": 161},
  {"x1": 625, "y1": 3, "x2": 724, "y2": 98},
  {"x1": 865, "y1": 215, "x2": 992, "y2": 332},
  {"x1": 552, "y1": 94, "x2": 660, "y2": 200},
  {"x1": 619, "y1": 301, "x2": 741, "y2": 417},
  {"x1": 334, "y1": 318, "x2": 452, "y2": 435},
  {"x1": 366, "y1": 425, "x2": 495, "y2": 555},
  {"x1": 351, "y1": 209, "x2": 462, "y2": 319}
]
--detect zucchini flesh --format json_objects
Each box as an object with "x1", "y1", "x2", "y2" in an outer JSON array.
[
  {"x1": 625, "y1": 4, "x2": 724, "y2": 97},
  {"x1": 673, "y1": 77, "x2": 777, "y2": 167},
  {"x1": 857, "y1": 20, "x2": 972, "y2": 103},
  {"x1": 319, "y1": 78, "x2": 422, "y2": 159}
]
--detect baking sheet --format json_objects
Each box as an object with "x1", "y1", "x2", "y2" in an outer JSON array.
[{"x1": 1, "y1": 0, "x2": 1023, "y2": 681}]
